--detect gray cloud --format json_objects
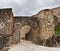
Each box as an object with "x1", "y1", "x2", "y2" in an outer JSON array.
[{"x1": 0, "y1": 0, "x2": 60, "y2": 16}]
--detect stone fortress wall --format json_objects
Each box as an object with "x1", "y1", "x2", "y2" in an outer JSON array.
[{"x1": 0, "y1": 7, "x2": 60, "y2": 49}]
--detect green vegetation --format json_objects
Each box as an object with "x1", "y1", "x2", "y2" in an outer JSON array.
[{"x1": 55, "y1": 26, "x2": 60, "y2": 36}]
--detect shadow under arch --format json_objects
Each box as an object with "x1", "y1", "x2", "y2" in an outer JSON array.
[{"x1": 20, "y1": 25, "x2": 32, "y2": 41}]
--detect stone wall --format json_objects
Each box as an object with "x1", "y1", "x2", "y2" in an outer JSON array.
[
  {"x1": 13, "y1": 17, "x2": 40, "y2": 43},
  {"x1": 0, "y1": 7, "x2": 60, "y2": 50},
  {"x1": 0, "y1": 8, "x2": 13, "y2": 50},
  {"x1": 34, "y1": 9, "x2": 55, "y2": 40},
  {"x1": 12, "y1": 7, "x2": 60, "y2": 47},
  {"x1": 0, "y1": 8, "x2": 13, "y2": 35},
  {"x1": 52, "y1": 7, "x2": 60, "y2": 22}
]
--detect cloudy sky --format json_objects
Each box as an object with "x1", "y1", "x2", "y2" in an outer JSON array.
[{"x1": 0, "y1": 0, "x2": 60, "y2": 16}]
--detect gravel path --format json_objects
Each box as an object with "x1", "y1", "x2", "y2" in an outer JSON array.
[{"x1": 8, "y1": 40, "x2": 60, "y2": 51}]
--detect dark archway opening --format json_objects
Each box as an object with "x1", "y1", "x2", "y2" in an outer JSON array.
[
  {"x1": 25, "y1": 32, "x2": 30, "y2": 40},
  {"x1": 25, "y1": 30, "x2": 33, "y2": 41}
]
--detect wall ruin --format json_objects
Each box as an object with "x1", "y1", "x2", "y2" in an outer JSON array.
[
  {"x1": 0, "y1": 7, "x2": 60, "y2": 50},
  {"x1": 0, "y1": 8, "x2": 13, "y2": 35},
  {"x1": 0, "y1": 8, "x2": 13, "y2": 49},
  {"x1": 13, "y1": 17, "x2": 40, "y2": 43}
]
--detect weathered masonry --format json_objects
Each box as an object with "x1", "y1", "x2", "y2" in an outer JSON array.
[
  {"x1": 0, "y1": 7, "x2": 60, "y2": 49},
  {"x1": 0, "y1": 8, "x2": 13, "y2": 35}
]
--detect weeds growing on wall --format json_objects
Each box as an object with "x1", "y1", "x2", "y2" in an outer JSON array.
[{"x1": 55, "y1": 26, "x2": 60, "y2": 36}]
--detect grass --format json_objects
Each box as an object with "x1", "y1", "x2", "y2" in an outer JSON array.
[{"x1": 55, "y1": 26, "x2": 60, "y2": 36}]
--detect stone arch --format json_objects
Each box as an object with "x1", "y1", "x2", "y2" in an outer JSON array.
[{"x1": 20, "y1": 25, "x2": 31, "y2": 40}]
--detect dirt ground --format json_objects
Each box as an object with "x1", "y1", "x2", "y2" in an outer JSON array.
[{"x1": 8, "y1": 40, "x2": 60, "y2": 51}]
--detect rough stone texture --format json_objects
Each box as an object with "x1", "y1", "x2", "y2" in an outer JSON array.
[
  {"x1": 13, "y1": 22, "x2": 21, "y2": 44},
  {"x1": 52, "y1": 7, "x2": 60, "y2": 22},
  {"x1": 34, "y1": 9, "x2": 55, "y2": 40},
  {"x1": 0, "y1": 34, "x2": 9, "y2": 49},
  {"x1": 20, "y1": 25, "x2": 31, "y2": 39},
  {"x1": 13, "y1": 17, "x2": 40, "y2": 43},
  {"x1": 54, "y1": 16, "x2": 58, "y2": 28},
  {"x1": 52, "y1": 7, "x2": 60, "y2": 28},
  {"x1": 32, "y1": 9, "x2": 59, "y2": 46},
  {"x1": 43, "y1": 35, "x2": 58, "y2": 47},
  {"x1": 0, "y1": 8, "x2": 13, "y2": 35},
  {"x1": 0, "y1": 8, "x2": 13, "y2": 50},
  {"x1": 0, "y1": 7, "x2": 60, "y2": 50}
]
